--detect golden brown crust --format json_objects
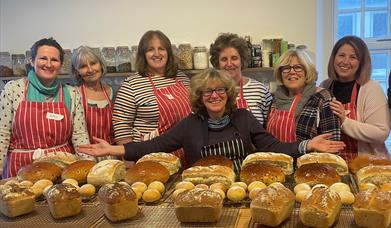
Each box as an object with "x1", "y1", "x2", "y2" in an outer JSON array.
[
  {"x1": 98, "y1": 182, "x2": 137, "y2": 204},
  {"x1": 356, "y1": 165, "x2": 391, "y2": 186},
  {"x1": 297, "y1": 153, "x2": 348, "y2": 176},
  {"x1": 17, "y1": 162, "x2": 62, "y2": 183},
  {"x1": 349, "y1": 154, "x2": 391, "y2": 174},
  {"x1": 242, "y1": 152, "x2": 293, "y2": 175},
  {"x1": 87, "y1": 160, "x2": 126, "y2": 187},
  {"x1": 136, "y1": 152, "x2": 181, "y2": 175},
  {"x1": 61, "y1": 160, "x2": 96, "y2": 184},
  {"x1": 125, "y1": 161, "x2": 169, "y2": 185},
  {"x1": 46, "y1": 183, "x2": 80, "y2": 203},
  {"x1": 0, "y1": 183, "x2": 35, "y2": 201},
  {"x1": 193, "y1": 155, "x2": 233, "y2": 169},
  {"x1": 181, "y1": 165, "x2": 235, "y2": 188},
  {"x1": 240, "y1": 163, "x2": 285, "y2": 185},
  {"x1": 294, "y1": 163, "x2": 341, "y2": 186}
]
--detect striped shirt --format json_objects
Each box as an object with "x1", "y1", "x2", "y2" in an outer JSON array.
[{"x1": 112, "y1": 71, "x2": 190, "y2": 143}]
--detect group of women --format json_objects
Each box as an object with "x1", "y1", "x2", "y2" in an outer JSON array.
[{"x1": 0, "y1": 31, "x2": 389, "y2": 178}]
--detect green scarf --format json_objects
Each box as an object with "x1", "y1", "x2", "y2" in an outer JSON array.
[{"x1": 27, "y1": 70, "x2": 72, "y2": 112}]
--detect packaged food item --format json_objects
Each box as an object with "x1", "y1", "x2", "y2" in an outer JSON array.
[
  {"x1": 116, "y1": 46, "x2": 132, "y2": 73},
  {"x1": 101, "y1": 47, "x2": 117, "y2": 73},
  {"x1": 177, "y1": 43, "x2": 193, "y2": 70},
  {"x1": 0, "y1": 52, "x2": 13, "y2": 77},
  {"x1": 12, "y1": 54, "x2": 26, "y2": 76},
  {"x1": 193, "y1": 46, "x2": 208, "y2": 70}
]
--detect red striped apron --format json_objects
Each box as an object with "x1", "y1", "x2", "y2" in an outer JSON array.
[
  {"x1": 338, "y1": 82, "x2": 358, "y2": 162},
  {"x1": 236, "y1": 77, "x2": 250, "y2": 110},
  {"x1": 266, "y1": 94, "x2": 301, "y2": 143},
  {"x1": 4, "y1": 80, "x2": 73, "y2": 178},
  {"x1": 145, "y1": 76, "x2": 192, "y2": 166}
]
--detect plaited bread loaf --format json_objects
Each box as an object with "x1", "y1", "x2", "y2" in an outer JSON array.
[
  {"x1": 125, "y1": 161, "x2": 169, "y2": 185},
  {"x1": 193, "y1": 155, "x2": 234, "y2": 170},
  {"x1": 348, "y1": 154, "x2": 391, "y2": 174},
  {"x1": 250, "y1": 182, "x2": 295, "y2": 226},
  {"x1": 34, "y1": 152, "x2": 78, "y2": 169},
  {"x1": 46, "y1": 183, "x2": 81, "y2": 219},
  {"x1": 61, "y1": 160, "x2": 96, "y2": 184},
  {"x1": 297, "y1": 153, "x2": 348, "y2": 176},
  {"x1": 174, "y1": 188, "x2": 223, "y2": 222},
  {"x1": 353, "y1": 188, "x2": 391, "y2": 228},
  {"x1": 17, "y1": 162, "x2": 62, "y2": 183},
  {"x1": 136, "y1": 152, "x2": 181, "y2": 175},
  {"x1": 356, "y1": 165, "x2": 391, "y2": 186},
  {"x1": 87, "y1": 160, "x2": 125, "y2": 187},
  {"x1": 0, "y1": 182, "x2": 35, "y2": 217},
  {"x1": 241, "y1": 152, "x2": 293, "y2": 175},
  {"x1": 294, "y1": 163, "x2": 341, "y2": 186},
  {"x1": 98, "y1": 182, "x2": 138, "y2": 222},
  {"x1": 181, "y1": 165, "x2": 235, "y2": 188},
  {"x1": 240, "y1": 163, "x2": 285, "y2": 185},
  {"x1": 299, "y1": 185, "x2": 342, "y2": 228}
]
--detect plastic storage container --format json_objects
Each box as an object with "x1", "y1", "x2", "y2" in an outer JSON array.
[
  {"x1": 177, "y1": 43, "x2": 193, "y2": 70},
  {"x1": 101, "y1": 47, "x2": 117, "y2": 73},
  {"x1": 12, "y1": 54, "x2": 26, "y2": 76},
  {"x1": 116, "y1": 46, "x2": 132, "y2": 73},
  {"x1": 0, "y1": 52, "x2": 13, "y2": 77},
  {"x1": 193, "y1": 46, "x2": 208, "y2": 70}
]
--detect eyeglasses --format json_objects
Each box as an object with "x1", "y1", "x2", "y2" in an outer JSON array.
[
  {"x1": 202, "y1": 87, "x2": 227, "y2": 97},
  {"x1": 280, "y1": 64, "x2": 305, "y2": 73}
]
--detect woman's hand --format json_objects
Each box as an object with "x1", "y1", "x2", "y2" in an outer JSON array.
[
  {"x1": 330, "y1": 98, "x2": 348, "y2": 123},
  {"x1": 307, "y1": 134, "x2": 345, "y2": 153},
  {"x1": 77, "y1": 137, "x2": 125, "y2": 157}
]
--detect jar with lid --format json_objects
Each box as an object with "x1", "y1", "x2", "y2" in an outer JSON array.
[
  {"x1": 177, "y1": 43, "x2": 193, "y2": 70},
  {"x1": 101, "y1": 47, "x2": 117, "y2": 73},
  {"x1": 12, "y1": 54, "x2": 26, "y2": 76},
  {"x1": 60, "y1": 49, "x2": 71, "y2": 75},
  {"x1": 130, "y1": 45, "x2": 138, "y2": 72},
  {"x1": 0, "y1": 52, "x2": 13, "y2": 77},
  {"x1": 116, "y1": 46, "x2": 131, "y2": 73},
  {"x1": 193, "y1": 46, "x2": 208, "y2": 70}
]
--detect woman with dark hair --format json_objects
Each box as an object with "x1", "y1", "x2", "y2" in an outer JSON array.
[
  {"x1": 79, "y1": 69, "x2": 345, "y2": 173},
  {"x1": 321, "y1": 35, "x2": 391, "y2": 161},
  {"x1": 112, "y1": 30, "x2": 191, "y2": 165},
  {"x1": 0, "y1": 38, "x2": 91, "y2": 177}
]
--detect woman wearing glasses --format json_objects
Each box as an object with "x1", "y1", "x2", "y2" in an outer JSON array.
[
  {"x1": 78, "y1": 69, "x2": 345, "y2": 173},
  {"x1": 266, "y1": 49, "x2": 341, "y2": 143}
]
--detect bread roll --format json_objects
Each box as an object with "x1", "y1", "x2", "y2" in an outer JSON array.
[
  {"x1": 295, "y1": 190, "x2": 310, "y2": 203},
  {"x1": 98, "y1": 182, "x2": 138, "y2": 221},
  {"x1": 294, "y1": 183, "x2": 311, "y2": 194},
  {"x1": 240, "y1": 163, "x2": 285, "y2": 186},
  {"x1": 329, "y1": 182, "x2": 351, "y2": 193},
  {"x1": 78, "y1": 184, "x2": 95, "y2": 197},
  {"x1": 174, "y1": 188, "x2": 223, "y2": 223},
  {"x1": 17, "y1": 162, "x2": 62, "y2": 183},
  {"x1": 193, "y1": 155, "x2": 234, "y2": 170},
  {"x1": 353, "y1": 188, "x2": 391, "y2": 228},
  {"x1": 248, "y1": 181, "x2": 267, "y2": 192},
  {"x1": 242, "y1": 152, "x2": 293, "y2": 175},
  {"x1": 181, "y1": 165, "x2": 235, "y2": 189},
  {"x1": 87, "y1": 160, "x2": 125, "y2": 187},
  {"x1": 34, "y1": 152, "x2": 78, "y2": 169},
  {"x1": 172, "y1": 188, "x2": 187, "y2": 200},
  {"x1": 175, "y1": 181, "x2": 195, "y2": 190},
  {"x1": 62, "y1": 178, "x2": 79, "y2": 187},
  {"x1": 136, "y1": 152, "x2": 181, "y2": 175},
  {"x1": 338, "y1": 191, "x2": 355, "y2": 205},
  {"x1": 294, "y1": 163, "x2": 341, "y2": 186},
  {"x1": 125, "y1": 161, "x2": 169, "y2": 185},
  {"x1": 131, "y1": 182, "x2": 147, "y2": 194},
  {"x1": 227, "y1": 186, "x2": 246, "y2": 202},
  {"x1": 148, "y1": 181, "x2": 165, "y2": 193},
  {"x1": 297, "y1": 153, "x2": 348, "y2": 176},
  {"x1": 0, "y1": 182, "x2": 35, "y2": 217},
  {"x1": 194, "y1": 184, "x2": 209, "y2": 190},
  {"x1": 142, "y1": 189, "x2": 161, "y2": 203},
  {"x1": 299, "y1": 185, "x2": 342, "y2": 228},
  {"x1": 230, "y1": 182, "x2": 247, "y2": 191},
  {"x1": 250, "y1": 182, "x2": 295, "y2": 226},
  {"x1": 348, "y1": 154, "x2": 391, "y2": 174},
  {"x1": 46, "y1": 183, "x2": 82, "y2": 219},
  {"x1": 61, "y1": 160, "x2": 96, "y2": 184},
  {"x1": 356, "y1": 165, "x2": 391, "y2": 187}
]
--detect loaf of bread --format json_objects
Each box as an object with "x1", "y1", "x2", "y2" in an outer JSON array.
[
  {"x1": 348, "y1": 154, "x2": 391, "y2": 174},
  {"x1": 17, "y1": 162, "x2": 62, "y2": 183},
  {"x1": 34, "y1": 152, "x2": 78, "y2": 169},
  {"x1": 356, "y1": 165, "x2": 391, "y2": 187},
  {"x1": 250, "y1": 182, "x2": 295, "y2": 226},
  {"x1": 181, "y1": 165, "x2": 235, "y2": 188},
  {"x1": 136, "y1": 152, "x2": 181, "y2": 175},
  {"x1": 294, "y1": 163, "x2": 341, "y2": 186},
  {"x1": 61, "y1": 160, "x2": 96, "y2": 184},
  {"x1": 125, "y1": 161, "x2": 169, "y2": 185},
  {"x1": 174, "y1": 188, "x2": 223, "y2": 223},
  {"x1": 98, "y1": 182, "x2": 138, "y2": 222},
  {"x1": 297, "y1": 153, "x2": 348, "y2": 176},
  {"x1": 241, "y1": 152, "x2": 293, "y2": 175},
  {"x1": 299, "y1": 185, "x2": 342, "y2": 228},
  {"x1": 0, "y1": 182, "x2": 35, "y2": 217},
  {"x1": 193, "y1": 155, "x2": 234, "y2": 170},
  {"x1": 353, "y1": 188, "x2": 391, "y2": 228},
  {"x1": 240, "y1": 163, "x2": 285, "y2": 185},
  {"x1": 87, "y1": 160, "x2": 125, "y2": 187},
  {"x1": 45, "y1": 183, "x2": 81, "y2": 219}
]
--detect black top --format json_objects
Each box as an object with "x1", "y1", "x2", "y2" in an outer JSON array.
[{"x1": 331, "y1": 80, "x2": 360, "y2": 104}]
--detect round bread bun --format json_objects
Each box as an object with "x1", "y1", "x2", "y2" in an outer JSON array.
[
  {"x1": 209, "y1": 182, "x2": 228, "y2": 192},
  {"x1": 294, "y1": 163, "x2": 341, "y2": 186},
  {"x1": 330, "y1": 182, "x2": 351, "y2": 193},
  {"x1": 295, "y1": 190, "x2": 310, "y2": 202},
  {"x1": 125, "y1": 161, "x2": 169, "y2": 185},
  {"x1": 338, "y1": 191, "x2": 355, "y2": 205},
  {"x1": 212, "y1": 188, "x2": 226, "y2": 199},
  {"x1": 31, "y1": 185, "x2": 44, "y2": 197},
  {"x1": 248, "y1": 181, "x2": 267, "y2": 192},
  {"x1": 227, "y1": 186, "x2": 246, "y2": 202},
  {"x1": 131, "y1": 182, "x2": 148, "y2": 194},
  {"x1": 294, "y1": 183, "x2": 311, "y2": 194},
  {"x1": 240, "y1": 163, "x2": 285, "y2": 186},
  {"x1": 62, "y1": 178, "x2": 79, "y2": 187},
  {"x1": 131, "y1": 187, "x2": 143, "y2": 200},
  {"x1": 249, "y1": 187, "x2": 264, "y2": 200},
  {"x1": 193, "y1": 155, "x2": 234, "y2": 169},
  {"x1": 33, "y1": 179, "x2": 53, "y2": 190},
  {"x1": 17, "y1": 162, "x2": 61, "y2": 183},
  {"x1": 148, "y1": 181, "x2": 165, "y2": 193},
  {"x1": 175, "y1": 181, "x2": 195, "y2": 190},
  {"x1": 61, "y1": 160, "x2": 96, "y2": 184},
  {"x1": 172, "y1": 188, "x2": 188, "y2": 200},
  {"x1": 359, "y1": 182, "x2": 378, "y2": 191},
  {"x1": 194, "y1": 184, "x2": 209, "y2": 190},
  {"x1": 231, "y1": 182, "x2": 248, "y2": 191},
  {"x1": 142, "y1": 189, "x2": 161, "y2": 202},
  {"x1": 78, "y1": 184, "x2": 96, "y2": 197},
  {"x1": 19, "y1": 180, "x2": 33, "y2": 188},
  {"x1": 380, "y1": 183, "x2": 391, "y2": 191}
]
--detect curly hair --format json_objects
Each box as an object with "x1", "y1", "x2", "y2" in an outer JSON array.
[
  {"x1": 189, "y1": 68, "x2": 238, "y2": 117},
  {"x1": 209, "y1": 33, "x2": 249, "y2": 69}
]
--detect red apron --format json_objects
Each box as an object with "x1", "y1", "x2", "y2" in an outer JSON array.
[
  {"x1": 146, "y1": 76, "x2": 192, "y2": 166},
  {"x1": 266, "y1": 94, "x2": 301, "y2": 143},
  {"x1": 338, "y1": 82, "x2": 358, "y2": 162},
  {"x1": 236, "y1": 77, "x2": 250, "y2": 110},
  {"x1": 4, "y1": 80, "x2": 73, "y2": 178}
]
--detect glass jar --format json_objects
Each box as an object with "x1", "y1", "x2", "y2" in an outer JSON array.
[
  {"x1": 60, "y1": 49, "x2": 71, "y2": 75},
  {"x1": 193, "y1": 46, "x2": 208, "y2": 70},
  {"x1": 0, "y1": 52, "x2": 13, "y2": 77},
  {"x1": 177, "y1": 43, "x2": 193, "y2": 70},
  {"x1": 130, "y1": 45, "x2": 138, "y2": 72},
  {"x1": 25, "y1": 50, "x2": 33, "y2": 73},
  {"x1": 12, "y1": 54, "x2": 26, "y2": 76},
  {"x1": 116, "y1": 46, "x2": 131, "y2": 73},
  {"x1": 101, "y1": 47, "x2": 117, "y2": 73}
]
